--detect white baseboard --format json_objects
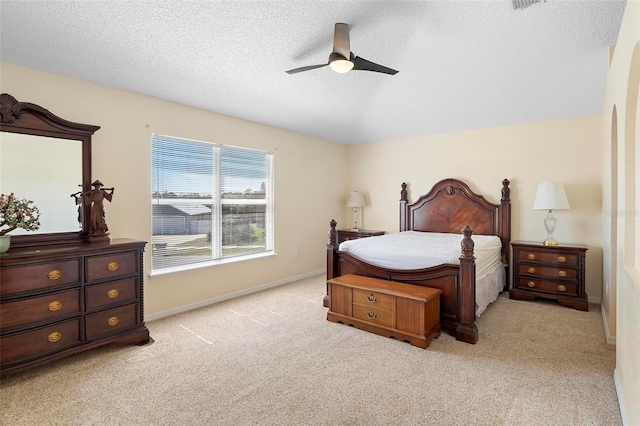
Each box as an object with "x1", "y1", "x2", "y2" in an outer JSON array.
[
  {"x1": 145, "y1": 269, "x2": 325, "y2": 322},
  {"x1": 600, "y1": 304, "x2": 617, "y2": 345},
  {"x1": 614, "y1": 368, "x2": 629, "y2": 425},
  {"x1": 588, "y1": 295, "x2": 601, "y2": 304}
]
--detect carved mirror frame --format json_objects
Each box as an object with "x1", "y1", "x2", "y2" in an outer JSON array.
[{"x1": 0, "y1": 93, "x2": 100, "y2": 248}]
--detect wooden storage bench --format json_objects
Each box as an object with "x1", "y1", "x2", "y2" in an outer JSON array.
[{"x1": 327, "y1": 274, "x2": 442, "y2": 349}]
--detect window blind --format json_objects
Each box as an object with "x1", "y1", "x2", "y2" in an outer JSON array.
[{"x1": 151, "y1": 134, "x2": 273, "y2": 273}]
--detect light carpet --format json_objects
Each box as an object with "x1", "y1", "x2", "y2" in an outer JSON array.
[{"x1": 0, "y1": 274, "x2": 620, "y2": 425}]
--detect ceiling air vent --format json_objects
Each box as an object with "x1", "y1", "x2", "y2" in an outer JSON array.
[{"x1": 512, "y1": 0, "x2": 545, "y2": 10}]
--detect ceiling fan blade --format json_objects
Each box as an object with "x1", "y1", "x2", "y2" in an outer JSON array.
[
  {"x1": 285, "y1": 63, "x2": 329, "y2": 75},
  {"x1": 352, "y1": 56, "x2": 398, "y2": 75},
  {"x1": 333, "y1": 23, "x2": 351, "y2": 59}
]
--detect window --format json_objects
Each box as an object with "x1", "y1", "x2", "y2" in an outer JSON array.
[{"x1": 151, "y1": 134, "x2": 273, "y2": 273}]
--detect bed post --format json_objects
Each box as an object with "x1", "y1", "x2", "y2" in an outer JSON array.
[
  {"x1": 500, "y1": 179, "x2": 512, "y2": 290},
  {"x1": 324, "y1": 219, "x2": 339, "y2": 308},
  {"x1": 399, "y1": 182, "x2": 408, "y2": 231},
  {"x1": 457, "y1": 225, "x2": 478, "y2": 344}
]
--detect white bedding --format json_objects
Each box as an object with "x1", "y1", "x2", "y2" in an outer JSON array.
[{"x1": 338, "y1": 231, "x2": 504, "y2": 315}]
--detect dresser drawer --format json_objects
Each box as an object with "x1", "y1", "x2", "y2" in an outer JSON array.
[
  {"x1": 517, "y1": 264, "x2": 577, "y2": 281},
  {"x1": 515, "y1": 278, "x2": 578, "y2": 296},
  {"x1": 352, "y1": 304, "x2": 394, "y2": 328},
  {"x1": 0, "y1": 318, "x2": 82, "y2": 365},
  {"x1": 352, "y1": 288, "x2": 394, "y2": 311},
  {"x1": 0, "y1": 289, "x2": 82, "y2": 329},
  {"x1": 85, "y1": 278, "x2": 137, "y2": 311},
  {"x1": 516, "y1": 250, "x2": 578, "y2": 266},
  {"x1": 85, "y1": 303, "x2": 138, "y2": 340},
  {"x1": 85, "y1": 251, "x2": 138, "y2": 282},
  {"x1": 0, "y1": 260, "x2": 81, "y2": 296}
]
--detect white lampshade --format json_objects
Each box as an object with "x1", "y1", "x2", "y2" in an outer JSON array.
[
  {"x1": 347, "y1": 191, "x2": 366, "y2": 208},
  {"x1": 533, "y1": 182, "x2": 570, "y2": 211}
]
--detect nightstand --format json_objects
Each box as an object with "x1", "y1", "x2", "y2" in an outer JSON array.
[
  {"x1": 510, "y1": 241, "x2": 588, "y2": 311},
  {"x1": 336, "y1": 229, "x2": 385, "y2": 244}
]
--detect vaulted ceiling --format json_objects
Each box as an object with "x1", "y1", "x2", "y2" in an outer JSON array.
[{"x1": 0, "y1": 1, "x2": 626, "y2": 144}]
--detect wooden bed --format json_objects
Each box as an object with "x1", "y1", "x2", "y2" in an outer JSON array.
[{"x1": 325, "y1": 178, "x2": 512, "y2": 344}]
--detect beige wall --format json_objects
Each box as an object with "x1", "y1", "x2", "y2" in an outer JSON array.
[
  {"x1": 602, "y1": 0, "x2": 640, "y2": 423},
  {"x1": 0, "y1": 61, "x2": 348, "y2": 317},
  {"x1": 346, "y1": 116, "x2": 604, "y2": 300}
]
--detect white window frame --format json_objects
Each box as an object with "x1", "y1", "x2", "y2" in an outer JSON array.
[{"x1": 151, "y1": 134, "x2": 274, "y2": 275}]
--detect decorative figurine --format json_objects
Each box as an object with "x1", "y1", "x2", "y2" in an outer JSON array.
[{"x1": 72, "y1": 180, "x2": 114, "y2": 242}]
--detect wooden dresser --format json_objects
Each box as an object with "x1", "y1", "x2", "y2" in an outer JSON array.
[
  {"x1": 327, "y1": 274, "x2": 441, "y2": 348},
  {"x1": 510, "y1": 241, "x2": 588, "y2": 311},
  {"x1": 0, "y1": 239, "x2": 150, "y2": 375}
]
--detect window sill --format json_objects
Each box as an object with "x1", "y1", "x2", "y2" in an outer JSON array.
[{"x1": 148, "y1": 251, "x2": 276, "y2": 277}]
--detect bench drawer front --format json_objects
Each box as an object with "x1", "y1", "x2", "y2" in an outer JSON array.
[
  {"x1": 352, "y1": 304, "x2": 393, "y2": 328},
  {"x1": 352, "y1": 288, "x2": 393, "y2": 311}
]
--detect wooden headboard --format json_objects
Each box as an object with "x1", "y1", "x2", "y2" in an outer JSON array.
[{"x1": 399, "y1": 178, "x2": 512, "y2": 263}]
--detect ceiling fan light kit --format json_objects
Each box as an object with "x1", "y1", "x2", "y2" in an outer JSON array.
[
  {"x1": 286, "y1": 23, "x2": 398, "y2": 76},
  {"x1": 328, "y1": 52, "x2": 354, "y2": 73}
]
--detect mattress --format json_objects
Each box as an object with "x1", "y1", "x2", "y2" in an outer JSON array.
[{"x1": 338, "y1": 231, "x2": 504, "y2": 315}]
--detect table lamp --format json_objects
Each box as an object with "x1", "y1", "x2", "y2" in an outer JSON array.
[
  {"x1": 347, "y1": 191, "x2": 366, "y2": 231},
  {"x1": 533, "y1": 182, "x2": 570, "y2": 246}
]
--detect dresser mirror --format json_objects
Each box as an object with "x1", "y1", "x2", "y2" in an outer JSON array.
[{"x1": 0, "y1": 93, "x2": 100, "y2": 248}]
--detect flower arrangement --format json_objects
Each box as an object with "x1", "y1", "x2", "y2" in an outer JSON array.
[{"x1": 0, "y1": 193, "x2": 41, "y2": 236}]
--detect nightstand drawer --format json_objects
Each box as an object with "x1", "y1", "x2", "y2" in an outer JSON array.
[
  {"x1": 515, "y1": 278, "x2": 578, "y2": 296},
  {"x1": 352, "y1": 288, "x2": 393, "y2": 311},
  {"x1": 517, "y1": 251, "x2": 578, "y2": 266},
  {"x1": 517, "y1": 264, "x2": 577, "y2": 281}
]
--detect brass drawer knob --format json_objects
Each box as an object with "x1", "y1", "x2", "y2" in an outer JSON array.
[
  {"x1": 365, "y1": 293, "x2": 378, "y2": 303},
  {"x1": 48, "y1": 332, "x2": 62, "y2": 343},
  {"x1": 527, "y1": 254, "x2": 535, "y2": 260},
  {"x1": 527, "y1": 281, "x2": 536, "y2": 288},
  {"x1": 557, "y1": 285, "x2": 567, "y2": 292},
  {"x1": 48, "y1": 270, "x2": 61, "y2": 280},
  {"x1": 557, "y1": 256, "x2": 567, "y2": 263},
  {"x1": 48, "y1": 301, "x2": 62, "y2": 311},
  {"x1": 107, "y1": 262, "x2": 119, "y2": 271},
  {"x1": 107, "y1": 289, "x2": 119, "y2": 299},
  {"x1": 558, "y1": 271, "x2": 567, "y2": 278},
  {"x1": 365, "y1": 311, "x2": 378, "y2": 320},
  {"x1": 107, "y1": 316, "x2": 120, "y2": 326},
  {"x1": 527, "y1": 267, "x2": 536, "y2": 274}
]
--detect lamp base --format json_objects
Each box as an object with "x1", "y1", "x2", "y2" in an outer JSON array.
[{"x1": 542, "y1": 210, "x2": 559, "y2": 246}]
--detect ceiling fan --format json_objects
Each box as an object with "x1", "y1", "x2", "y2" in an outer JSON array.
[{"x1": 286, "y1": 23, "x2": 398, "y2": 76}]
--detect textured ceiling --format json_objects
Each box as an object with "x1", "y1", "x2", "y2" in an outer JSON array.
[{"x1": 0, "y1": 0, "x2": 626, "y2": 144}]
